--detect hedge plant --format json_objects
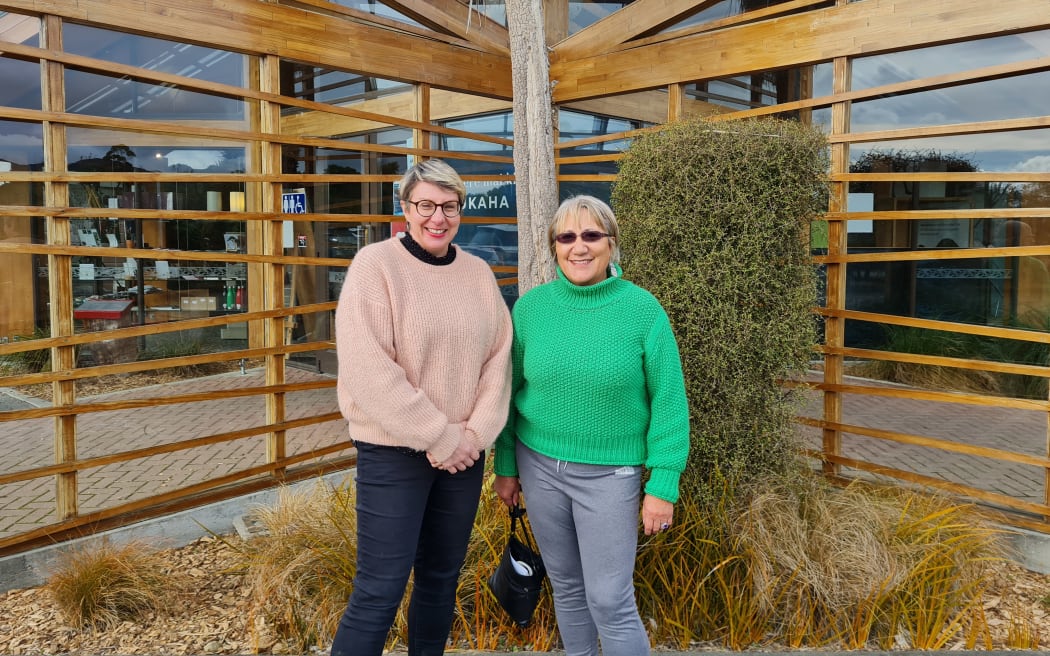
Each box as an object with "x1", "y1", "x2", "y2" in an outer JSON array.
[{"x1": 612, "y1": 117, "x2": 829, "y2": 498}]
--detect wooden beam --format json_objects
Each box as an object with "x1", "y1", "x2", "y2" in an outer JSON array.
[
  {"x1": 553, "y1": 0, "x2": 715, "y2": 62},
  {"x1": 0, "y1": 0, "x2": 513, "y2": 99},
  {"x1": 382, "y1": 0, "x2": 510, "y2": 56},
  {"x1": 551, "y1": 0, "x2": 1050, "y2": 102}
]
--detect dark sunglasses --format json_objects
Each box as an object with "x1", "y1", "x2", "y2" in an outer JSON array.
[{"x1": 554, "y1": 229, "x2": 611, "y2": 245}]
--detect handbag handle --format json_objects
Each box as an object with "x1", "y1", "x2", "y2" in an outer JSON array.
[{"x1": 508, "y1": 503, "x2": 538, "y2": 552}]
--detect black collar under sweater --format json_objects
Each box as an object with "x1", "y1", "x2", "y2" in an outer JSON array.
[{"x1": 399, "y1": 232, "x2": 457, "y2": 265}]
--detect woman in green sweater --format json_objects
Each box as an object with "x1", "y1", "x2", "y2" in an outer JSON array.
[{"x1": 493, "y1": 195, "x2": 690, "y2": 656}]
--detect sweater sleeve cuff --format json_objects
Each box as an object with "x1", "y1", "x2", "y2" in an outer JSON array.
[
  {"x1": 644, "y1": 467, "x2": 682, "y2": 504},
  {"x1": 492, "y1": 430, "x2": 518, "y2": 477},
  {"x1": 428, "y1": 424, "x2": 462, "y2": 463}
]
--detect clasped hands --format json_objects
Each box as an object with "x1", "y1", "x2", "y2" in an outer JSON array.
[{"x1": 426, "y1": 433, "x2": 480, "y2": 473}]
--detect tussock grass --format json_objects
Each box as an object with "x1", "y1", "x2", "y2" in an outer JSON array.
[
  {"x1": 636, "y1": 473, "x2": 1007, "y2": 650},
  {"x1": 239, "y1": 470, "x2": 1022, "y2": 652},
  {"x1": 234, "y1": 475, "x2": 557, "y2": 654},
  {"x1": 44, "y1": 539, "x2": 171, "y2": 629},
  {"x1": 235, "y1": 480, "x2": 357, "y2": 652}
]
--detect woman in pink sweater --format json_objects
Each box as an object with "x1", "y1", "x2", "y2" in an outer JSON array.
[{"x1": 330, "y1": 159, "x2": 512, "y2": 656}]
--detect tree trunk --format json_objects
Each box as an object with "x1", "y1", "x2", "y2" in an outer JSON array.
[{"x1": 506, "y1": 0, "x2": 558, "y2": 294}]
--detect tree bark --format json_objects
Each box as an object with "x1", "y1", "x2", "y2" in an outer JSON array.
[{"x1": 506, "y1": 0, "x2": 558, "y2": 294}]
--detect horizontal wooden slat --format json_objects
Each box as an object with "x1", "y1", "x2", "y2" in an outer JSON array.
[
  {"x1": 813, "y1": 380, "x2": 1048, "y2": 412},
  {"x1": 806, "y1": 450, "x2": 1050, "y2": 518},
  {"x1": 831, "y1": 115, "x2": 1050, "y2": 145},
  {"x1": 818, "y1": 345, "x2": 1050, "y2": 379},
  {"x1": 0, "y1": 326, "x2": 334, "y2": 371},
  {"x1": 798, "y1": 417, "x2": 1050, "y2": 469},
  {"x1": 818, "y1": 307, "x2": 1050, "y2": 346},
  {"x1": 0, "y1": 412, "x2": 344, "y2": 486},
  {"x1": 814, "y1": 244, "x2": 1050, "y2": 264},
  {"x1": 0, "y1": 105, "x2": 515, "y2": 164},
  {"x1": 0, "y1": 379, "x2": 335, "y2": 422}
]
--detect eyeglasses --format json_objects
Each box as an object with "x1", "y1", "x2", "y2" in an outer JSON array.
[
  {"x1": 405, "y1": 199, "x2": 462, "y2": 218},
  {"x1": 554, "y1": 229, "x2": 611, "y2": 245}
]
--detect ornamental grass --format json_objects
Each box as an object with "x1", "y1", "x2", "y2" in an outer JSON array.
[{"x1": 44, "y1": 538, "x2": 171, "y2": 630}]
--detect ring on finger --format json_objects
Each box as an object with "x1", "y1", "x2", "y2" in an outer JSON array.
[{"x1": 660, "y1": 522, "x2": 670, "y2": 530}]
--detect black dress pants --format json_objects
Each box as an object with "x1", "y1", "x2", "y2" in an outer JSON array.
[{"x1": 330, "y1": 441, "x2": 485, "y2": 656}]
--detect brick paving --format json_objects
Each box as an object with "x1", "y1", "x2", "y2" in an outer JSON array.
[
  {"x1": 1, "y1": 369, "x2": 1047, "y2": 543},
  {"x1": 0, "y1": 367, "x2": 349, "y2": 541},
  {"x1": 798, "y1": 374, "x2": 1048, "y2": 508}
]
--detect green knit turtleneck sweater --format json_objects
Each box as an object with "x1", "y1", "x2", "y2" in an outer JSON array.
[{"x1": 494, "y1": 267, "x2": 690, "y2": 503}]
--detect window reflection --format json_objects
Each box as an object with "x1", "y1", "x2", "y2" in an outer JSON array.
[
  {"x1": 280, "y1": 62, "x2": 411, "y2": 114},
  {"x1": 852, "y1": 29, "x2": 1050, "y2": 90},
  {"x1": 65, "y1": 69, "x2": 246, "y2": 120},
  {"x1": 0, "y1": 57, "x2": 40, "y2": 110},
  {"x1": 0, "y1": 119, "x2": 43, "y2": 169},
  {"x1": 63, "y1": 23, "x2": 246, "y2": 86},
  {"x1": 685, "y1": 62, "x2": 831, "y2": 115},
  {"x1": 851, "y1": 128, "x2": 1050, "y2": 174},
  {"x1": 852, "y1": 71, "x2": 1050, "y2": 132}
]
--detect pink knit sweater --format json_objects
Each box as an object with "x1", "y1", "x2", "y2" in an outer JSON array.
[{"x1": 335, "y1": 237, "x2": 512, "y2": 462}]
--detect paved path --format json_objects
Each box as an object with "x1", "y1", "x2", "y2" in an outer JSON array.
[
  {"x1": 798, "y1": 375, "x2": 1048, "y2": 509},
  {"x1": 0, "y1": 367, "x2": 349, "y2": 540},
  {"x1": 1, "y1": 369, "x2": 1048, "y2": 543}
]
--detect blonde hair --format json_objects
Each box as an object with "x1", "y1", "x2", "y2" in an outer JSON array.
[
  {"x1": 547, "y1": 195, "x2": 621, "y2": 263},
  {"x1": 398, "y1": 159, "x2": 466, "y2": 204}
]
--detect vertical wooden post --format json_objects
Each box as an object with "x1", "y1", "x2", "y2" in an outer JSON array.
[
  {"x1": 257, "y1": 54, "x2": 287, "y2": 479},
  {"x1": 414, "y1": 82, "x2": 431, "y2": 158},
  {"x1": 822, "y1": 55, "x2": 851, "y2": 476},
  {"x1": 41, "y1": 15, "x2": 78, "y2": 520},
  {"x1": 667, "y1": 82, "x2": 684, "y2": 124}
]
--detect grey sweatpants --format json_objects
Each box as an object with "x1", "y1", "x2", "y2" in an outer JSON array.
[{"x1": 516, "y1": 442, "x2": 650, "y2": 656}]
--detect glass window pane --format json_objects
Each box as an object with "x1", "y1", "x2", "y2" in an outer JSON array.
[
  {"x1": 66, "y1": 69, "x2": 246, "y2": 120},
  {"x1": 685, "y1": 63, "x2": 831, "y2": 114},
  {"x1": 0, "y1": 56, "x2": 40, "y2": 110},
  {"x1": 0, "y1": 119, "x2": 43, "y2": 170},
  {"x1": 0, "y1": 11, "x2": 38, "y2": 46},
  {"x1": 851, "y1": 71, "x2": 1050, "y2": 132},
  {"x1": 658, "y1": 0, "x2": 831, "y2": 34},
  {"x1": 850, "y1": 128, "x2": 1050, "y2": 174},
  {"x1": 852, "y1": 29, "x2": 1050, "y2": 91},
  {"x1": 280, "y1": 61, "x2": 412, "y2": 116},
  {"x1": 63, "y1": 23, "x2": 246, "y2": 87},
  {"x1": 66, "y1": 128, "x2": 247, "y2": 173}
]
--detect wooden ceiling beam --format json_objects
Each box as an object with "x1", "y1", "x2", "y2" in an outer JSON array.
[
  {"x1": 382, "y1": 0, "x2": 510, "y2": 56},
  {"x1": 551, "y1": 0, "x2": 1050, "y2": 103},
  {"x1": 0, "y1": 0, "x2": 513, "y2": 99},
  {"x1": 552, "y1": 0, "x2": 716, "y2": 62}
]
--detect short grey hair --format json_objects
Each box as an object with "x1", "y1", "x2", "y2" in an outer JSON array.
[{"x1": 547, "y1": 195, "x2": 621, "y2": 263}]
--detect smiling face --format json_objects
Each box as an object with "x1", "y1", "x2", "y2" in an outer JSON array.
[
  {"x1": 554, "y1": 208, "x2": 613, "y2": 287},
  {"x1": 402, "y1": 181, "x2": 461, "y2": 257}
]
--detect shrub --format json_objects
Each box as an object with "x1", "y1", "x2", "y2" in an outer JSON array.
[
  {"x1": 612, "y1": 116, "x2": 829, "y2": 497},
  {"x1": 44, "y1": 539, "x2": 171, "y2": 629}
]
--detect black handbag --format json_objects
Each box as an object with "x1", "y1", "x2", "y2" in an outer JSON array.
[{"x1": 486, "y1": 504, "x2": 547, "y2": 627}]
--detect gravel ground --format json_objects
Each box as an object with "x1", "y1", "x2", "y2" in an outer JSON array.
[{"x1": 1, "y1": 535, "x2": 1049, "y2": 655}]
